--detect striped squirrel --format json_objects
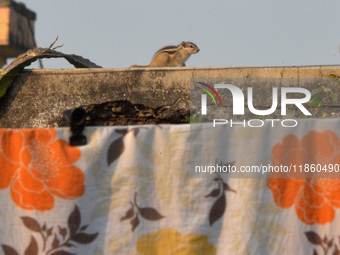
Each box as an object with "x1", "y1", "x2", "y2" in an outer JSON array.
[{"x1": 129, "y1": 41, "x2": 200, "y2": 68}]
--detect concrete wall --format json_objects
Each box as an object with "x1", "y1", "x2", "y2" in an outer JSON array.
[{"x1": 1, "y1": 66, "x2": 340, "y2": 128}]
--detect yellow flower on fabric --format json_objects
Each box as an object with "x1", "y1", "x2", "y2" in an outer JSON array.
[{"x1": 134, "y1": 228, "x2": 216, "y2": 255}]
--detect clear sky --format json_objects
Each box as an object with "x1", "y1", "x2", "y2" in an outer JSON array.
[{"x1": 10, "y1": 0, "x2": 340, "y2": 69}]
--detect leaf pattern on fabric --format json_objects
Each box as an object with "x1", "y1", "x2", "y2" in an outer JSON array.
[
  {"x1": 121, "y1": 192, "x2": 165, "y2": 232},
  {"x1": 2, "y1": 245, "x2": 20, "y2": 255},
  {"x1": 91, "y1": 127, "x2": 152, "y2": 220},
  {"x1": 205, "y1": 173, "x2": 236, "y2": 226},
  {"x1": 107, "y1": 133, "x2": 125, "y2": 166},
  {"x1": 1, "y1": 205, "x2": 98, "y2": 255},
  {"x1": 305, "y1": 231, "x2": 340, "y2": 255},
  {"x1": 107, "y1": 128, "x2": 148, "y2": 166},
  {"x1": 21, "y1": 217, "x2": 41, "y2": 233},
  {"x1": 92, "y1": 127, "x2": 196, "y2": 221},
  {"x1": 24, "y1": 237, "x2": 38, "y2": 255}
]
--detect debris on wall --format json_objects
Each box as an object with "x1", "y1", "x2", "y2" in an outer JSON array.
[{"x1": 0, "y1": 37, "x2": 102, "y2": 99}]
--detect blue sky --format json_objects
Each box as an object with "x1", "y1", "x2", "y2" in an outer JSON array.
[{"x1": 12, "y1": 0, "x2": 340, "y2": 69}]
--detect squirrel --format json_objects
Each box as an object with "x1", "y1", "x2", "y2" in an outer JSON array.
[{"x1": 129, "y1": 41, "x2": 200, "y2": 68}]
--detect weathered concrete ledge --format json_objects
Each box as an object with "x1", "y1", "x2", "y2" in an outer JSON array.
[{"x1": 1, "y1": 66, "x2": 340, "y2": 128}]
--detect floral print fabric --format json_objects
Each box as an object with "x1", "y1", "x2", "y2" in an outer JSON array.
[
  {"x1": 0, "y1": 121, "x2": 340, "y2": 255},
  {"x1": 268, "y1": 131, "x2": 340, "y2": 225},
  {"x1": 0, "y1": 129, "x2": 85, "y2": 211}
]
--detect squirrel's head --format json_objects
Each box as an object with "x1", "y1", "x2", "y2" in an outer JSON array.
[{"x1": 181, "y1": 42, "x2": 200, "y2": 54}]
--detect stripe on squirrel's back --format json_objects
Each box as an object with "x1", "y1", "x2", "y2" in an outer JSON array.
[{"x1": 154, "y1": 45, "x2": 180, "y2": 55}]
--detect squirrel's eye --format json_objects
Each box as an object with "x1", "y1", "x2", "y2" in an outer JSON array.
[{"x1": 190, "y1": 45, "x2": 193, "y2": 48}]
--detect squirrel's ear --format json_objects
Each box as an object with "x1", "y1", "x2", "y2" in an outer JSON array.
[{"x1": 181, "y1": 41, "x2": 186, "y2": 46}]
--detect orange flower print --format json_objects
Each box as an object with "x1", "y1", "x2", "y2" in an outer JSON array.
[
  {"x1": 0, "y1": 129, "x2": 85, "y2": 211},
  {"x1": 267, "y1": 130, "x2": 340, "y2": 225}
]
